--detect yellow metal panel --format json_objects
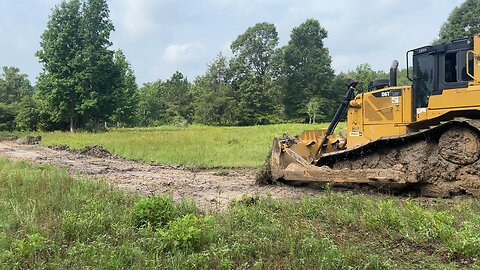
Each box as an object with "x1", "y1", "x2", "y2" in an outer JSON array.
[
  {"x1": 363, "y1": 124, "x2": 407, "y2": 139},
  {"x1": 475, "y1": 34, "x2": 480, "y2": 81},
  {"x1": 347, "y1": 93, "x2": 365, "y2": 148},
  {"x1": 346, "y1": 86, "x2": 412, "y2": 149},
  {"x1": 428, "y1": 87, "x2": 480, "y2": 109},
  {"x1": 402, "y1": 86, "x2": 413, "y2": 123}
]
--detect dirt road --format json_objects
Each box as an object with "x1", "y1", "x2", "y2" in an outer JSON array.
[{"x1": 0, "y1": 140, "x2": 325, "y2": 210}]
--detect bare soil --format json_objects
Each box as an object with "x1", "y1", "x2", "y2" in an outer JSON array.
[{"x1": 0, "y1": 140, "x2": 325, "y2": 210}]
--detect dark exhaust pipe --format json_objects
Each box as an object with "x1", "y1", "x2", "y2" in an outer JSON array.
[{"x1": 390, "y1": 60, "x2": 399, "y2": 87}]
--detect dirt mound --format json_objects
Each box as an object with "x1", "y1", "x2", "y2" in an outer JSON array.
[
  {"x1": 49, "y1": 144, "x2": 70, "y2": 151},
  {"x1": 16, "y1": 136, "x2": 42, "y2": 145},
  {"x1": 76, "y1": 145, "x2": 114, "y2": 158}
]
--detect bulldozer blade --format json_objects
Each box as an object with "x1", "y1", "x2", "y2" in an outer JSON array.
[
  {"x1": 281, "y1": 162, "x2": 409, "y2": 184},
  {"x1": 269, "y1": 137, "x2": 412, "y2": 185}
]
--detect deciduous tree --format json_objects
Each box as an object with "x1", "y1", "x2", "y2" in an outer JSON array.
[
  {"x1": 36, "y1": 0, "x2": 83, "y2": 132},
  {"x1": 283, "y1": 19, "x2": 335, "y2": 121},
  {"x1": 436, "y1": 0, "x2": 480, "y2": 44},
  {"x1": 0, "y1": 67, "x2": 34, "y2": 104},
  {"x1": 229, "y1": 22, "x2": 282, "y2": 125}
]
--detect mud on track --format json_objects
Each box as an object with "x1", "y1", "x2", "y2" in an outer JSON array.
[{"x1": 0, "y1": 141, "x2": 326, "y2": 210}]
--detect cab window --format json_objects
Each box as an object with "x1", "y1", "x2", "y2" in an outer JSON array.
[{"x1": 444, "y1": 52, "x2": 457, "y2": 83}]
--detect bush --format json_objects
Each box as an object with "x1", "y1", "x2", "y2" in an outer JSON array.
[
  {"x1": 155, "y1": 214, "x2": 214, "y2": 252},
  {"x1": 132, "y1": 195, "x2": 176, "y2": 229},
  {"x1": 132, "y1": 195, "x2": 201, "y2": 230},
  {"x1": 0, "y1": 103, "x2": 16, "y2": 131}
]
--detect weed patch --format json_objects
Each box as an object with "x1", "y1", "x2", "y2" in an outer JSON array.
[{"x1": 0, "y1": 158, "x2": 479, "y2": 269}]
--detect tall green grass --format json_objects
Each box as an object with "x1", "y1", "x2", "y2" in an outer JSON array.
[
  {"x1": 1, "y1": 158, "x2": 479, "y2": 269},
  {"x1": 38, "y1": 123, "x2": 345, "y2": 168}
]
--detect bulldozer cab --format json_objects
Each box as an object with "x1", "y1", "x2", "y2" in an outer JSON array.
[{"x1": 408, "y1": 37, "x2": 475, "y2": 119}]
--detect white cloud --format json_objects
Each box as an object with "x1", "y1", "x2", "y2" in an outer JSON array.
[
  {"x1": 120, "y1": 0, "x2": 157, "y2": 40},
  {"x1": 163, "y1": 43, "x2": 207, "y2": 63}
]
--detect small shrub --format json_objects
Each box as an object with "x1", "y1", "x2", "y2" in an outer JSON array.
[
  {"x1": 132, "y1": 195, "x2": 175, "y2": 229},
  {"x1": 171, "y1": 116, "x2": 189, "y2": 128},
  {"x1": 1, "y1": 233, "x2": 57, "y2": 269},
  {"x1": 155, "y1": 214, "x2": 214, "y2": 251}
]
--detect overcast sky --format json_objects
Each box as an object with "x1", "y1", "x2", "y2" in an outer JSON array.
[{"x1": 0, "y1": 0, "x2": 464, "y2": 85}]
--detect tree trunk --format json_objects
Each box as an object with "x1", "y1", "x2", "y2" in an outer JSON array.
[{"x1": 70, "y1": 114, "x2": 74, "y2": 133}]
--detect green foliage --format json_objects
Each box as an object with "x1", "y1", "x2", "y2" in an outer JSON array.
[
  {"x1": 155, "y1": 214, "x2": 214, "y2": 251},
  {"x1": 132, "y1": 195, "x2": 200, "y2": 230},
  {"x1": 136, "y1": 72, "x2": 192, "y2": 126},
  {"x1": 0, "y1": 158, "x2": 479, "y2": 268},
  {"x1": 36, "y1": 0, "x2": 135, "y2": 131},
  {"x1": 342, "y1": 63, "x2": 387, "y2": 93},
  {"x1": 36, "y1": 0, "x2": 83, "y2": 131},
  {"x1": 132, "y1": 195, "x2": 176, "y2": 229},
  {"x1": 306, "y1": 97, "x2": 323, "y2": 123},
  {"x1": 0, "y1": 67, "x2": 35, "y2": 131},
  {"x1": 0, "y1": 103, "x2": 17, "y2": 131},
  {"x1": 283, "y1": 19, "x2": 336, "y2": 120},
  {"x1": 15, "y1": 96, "x2": 41, "y2": 131},
  {"x1": 2, "y1": 233, "x2": 57, "y2": 269},
  {"x1": 192, "y1": 53, "x2": 237, "y2": 126},
  {"x1": 111, "y1": 49, "x2": 138, "y2": 127},
  {"x1": 112, "y1": 49, "x2": 138, "y2": 127},
  {"x1": 229, "y1": 22, "x2": 283, "y2": 125},
  {"x1": 436, "y1": 0, "x2": 480, "y2": 44},
  {"x1": 0, "y1": 67, "x2": 34, "y2": 104}
]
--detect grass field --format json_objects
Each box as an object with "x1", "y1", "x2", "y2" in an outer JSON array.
[
  {"x1": 1, "y1": 158, "x2": 479, "y2": 269},
  {"x1": 37, "y1": 123, "x2": 345, "y2": 168}
]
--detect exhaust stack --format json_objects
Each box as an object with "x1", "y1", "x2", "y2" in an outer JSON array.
[{"x1": 390, "y1": 60, "x2": 399, "y2": 87}]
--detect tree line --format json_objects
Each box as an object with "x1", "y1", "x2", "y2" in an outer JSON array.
[{"x1": 1, "y1": 0, "x2": 477, "y2": 131}]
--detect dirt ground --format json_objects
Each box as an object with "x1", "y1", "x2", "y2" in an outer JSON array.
[{"x1": 0, "y1": 140, "x2": 325, "y2": 210}]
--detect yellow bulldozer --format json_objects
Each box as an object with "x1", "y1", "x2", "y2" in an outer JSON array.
[{"x1": 260, "y1": 34, "x2": 480, "y2": 196}]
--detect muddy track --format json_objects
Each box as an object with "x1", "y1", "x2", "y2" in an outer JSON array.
[{"x1": 0, "y1": 141, "x2": 328, "y2": 210}]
